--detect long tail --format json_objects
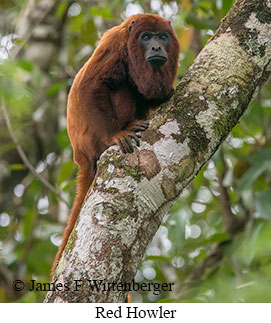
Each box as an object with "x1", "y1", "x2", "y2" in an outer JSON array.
[{"x1": 51, "y1": 161, "x2": 96, "y2": 278}]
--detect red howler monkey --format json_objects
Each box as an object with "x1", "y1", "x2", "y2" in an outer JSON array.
[{"x1": 51, "y1": 14, "x2": 180, "y2": 276}]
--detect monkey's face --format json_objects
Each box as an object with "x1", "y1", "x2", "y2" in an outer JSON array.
[
  {"x1": 139, "y1": 31, "x2": 169, "y2": 68},
  {"x1": 126, "y1": 14, "x2": 180, "y2": 99}
]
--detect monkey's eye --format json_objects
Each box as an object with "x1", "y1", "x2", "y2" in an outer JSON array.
[
  {"x1": 159, "y1": 34, "x2": 168, "y2": 41},
  {"x1": 141, "y1": 33, "x2": 151, "y2": 41}
]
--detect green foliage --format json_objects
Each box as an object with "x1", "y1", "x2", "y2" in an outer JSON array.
[
  {"x1": 0, "y1": 0, "x2": 271, "y2": 303},
  {"x1": 58, "y1": 161, "x2": 76, "y2": 187},
  {"x1": 238, "y1": 148, "x2": 271, "y2": 191}
]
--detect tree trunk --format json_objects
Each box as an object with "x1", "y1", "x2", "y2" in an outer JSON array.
[{"x1": 44, "y1": 0, "x2": 271, "y2": 303}]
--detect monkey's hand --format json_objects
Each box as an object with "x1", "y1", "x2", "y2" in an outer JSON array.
[
  {"x1": 111, "y1": 120, "x2": 149, "y2": 154},
  {"x1": 111, "y1": 131, "x2": 141, "y2": 154},
  {"x1": 126, "y1": 120, "x2": 149, "y2": 132}
]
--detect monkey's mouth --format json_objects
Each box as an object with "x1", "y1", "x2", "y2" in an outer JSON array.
[{"x1": 146, "y1": 56, "x2": 167, "y2": 67}]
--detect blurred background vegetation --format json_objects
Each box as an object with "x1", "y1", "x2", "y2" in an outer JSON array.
[{"x1": 0, "y1": 0, "x2": 271, "y2": 303}]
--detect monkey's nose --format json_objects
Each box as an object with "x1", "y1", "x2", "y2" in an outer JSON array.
[{"x1": 152, "y1": 45, "x2": 161, "y2": 52}]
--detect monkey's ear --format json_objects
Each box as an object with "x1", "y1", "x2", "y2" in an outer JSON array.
[
  {"x1": 128, "y1": 20, "x2": 135, "y2": 32},
  {"x1": 168, "y1": 20, "x2": 172, "y2": 26}
]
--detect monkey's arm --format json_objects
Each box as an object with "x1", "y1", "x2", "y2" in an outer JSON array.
[{"x1": 68, "y1": 82, "x2": 149, "y2": 159}]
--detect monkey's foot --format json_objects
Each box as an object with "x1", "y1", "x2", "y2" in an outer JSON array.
[
  {"x1": 126, "y1": 120, "x2": 149, "y2": 133},
  {"x1": 111, "y1": 131, "x2": 142, "y2": 154}
]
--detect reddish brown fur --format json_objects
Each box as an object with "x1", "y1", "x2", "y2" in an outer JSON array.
[{"x1": 51, "y1": 14, "x2": 180, "y2": 276}]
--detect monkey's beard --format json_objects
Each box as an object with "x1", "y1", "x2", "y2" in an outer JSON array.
[{"x1": 128, "y1": 58, "x2": 174, "y2": 100}]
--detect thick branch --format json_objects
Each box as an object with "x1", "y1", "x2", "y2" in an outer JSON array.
[{"x1": 45, "y1": 0, "x2": 271, "y2": 303}]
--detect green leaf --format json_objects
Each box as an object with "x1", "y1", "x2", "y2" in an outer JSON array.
[
  {"x1": 145, "y1": 256, "x2": 172, "y2": 262},
  {"x1": 56, "y1": 1, "x2": 69, "y2": 18},
  {"x1": 27, "y1": 240, "x2": 56, "y2": 275},
  {"x1": 201, "y1": 232, "x2": 230, "y2": 245},
  {"x1": 17, "y1": 60, "x2": 33, "y2": 72},
  {"x1": 0, "y1": 142, "x2": 17, "y2": 154},
  {"x1": 255, "y1": 191, "x2": 271, "y2": 219},
  {"x1": 8, "y1": 163, "x2": 25, "y2": 171},
  {"x1": 234, "y1": 223, "x2": 264, "y2": 266},
  {"x1": 57, "y1": 129, "x2": 70, "y2": 150},
  {"x1": 23, "y1": 210, "x2": 36, "y2": 238},
  {"x1": 186, "y1": 14, "x2": 217, "y2": 30},
  {"x1": 58, "y1": 161, "x2": 75, "y2": 185},
  {"x1": 70, "y1": 14, "x2": 83, "y2": 32},
  {"x1": 81, "y1": 18, "x2": 97, "y2": 45},
  {"x1": 194, "y1": 166, "x2": 204, "y2": 190},
  {"x1": 46, "y1": 81, "x2": 67, "y2": 97},
  {"x1": 90, "y1": 7, "x2": 113, "y2": 19},
  {"x1": 222, "y1": 0, "x2": 234, "y2": 14},
  {"x1": 61, "y1": 179, "x2": 76, "y2": 191},
  {"x1": 241, "y1": 100, "x2": 262, "y2": 130},
  {"x1": 238, "y1": 163, "x2": 267, "y2": 190},
  {"x1": 238, "y1": 148, "x2": 271, "y2": 191}
]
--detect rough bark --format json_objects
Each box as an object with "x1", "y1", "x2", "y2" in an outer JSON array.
[{"x1": 44, "y1": 0, "x2": 271, "y2": 303}]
